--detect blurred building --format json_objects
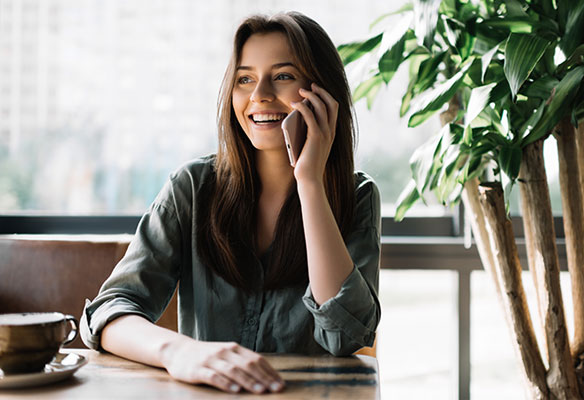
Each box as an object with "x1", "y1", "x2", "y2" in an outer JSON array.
[
  {"x1": 0, "y1": 0, "x2": 436, "y2": 213},
  {"x1": 0, "y1": 0, "x2": 57, "y2": 154}
]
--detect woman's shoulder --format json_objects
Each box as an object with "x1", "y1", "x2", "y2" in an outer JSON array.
[
  {"x1": 169, "y1": 154, "x2": 216, "y2": 188},
  {"x1": 353, "y1": 170, "x2": 378, "y2": 196},
  {"x1": 151, "y1": 155, "x2": 215, "y2": 210},
  {"x1": 352, "y1": 170, "x2": 381, "y2": 231}
]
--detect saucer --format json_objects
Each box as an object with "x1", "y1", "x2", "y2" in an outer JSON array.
[{"x1": 0, "y1": 352, "x2": 87, "y2": 389}]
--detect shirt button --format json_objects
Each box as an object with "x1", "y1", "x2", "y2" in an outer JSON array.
[{"x1": 247, "y1": 318, "x2": 256, "y2": 326}]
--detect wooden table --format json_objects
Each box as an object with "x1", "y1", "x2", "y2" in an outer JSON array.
[{"x1": 1, "y1": 349, "x2": 380, "y2": 399}]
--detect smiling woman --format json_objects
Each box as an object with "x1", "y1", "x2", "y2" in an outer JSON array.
[{"x1": 79, "y1": 11, "x2": 381, "y2": 396}]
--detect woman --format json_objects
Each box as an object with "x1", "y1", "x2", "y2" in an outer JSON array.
[{"x1": 81, "y1": 11, "x2": 381, "y2": 395}]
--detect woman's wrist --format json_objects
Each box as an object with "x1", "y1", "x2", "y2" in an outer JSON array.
[
  {"x1": 158, "y1": 334, "x2": 195, "y2": 369},
  {"x1": 296, "y1": 177, "x2": 326, "y2": 199}
]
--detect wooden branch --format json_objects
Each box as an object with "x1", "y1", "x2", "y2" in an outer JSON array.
[
  {"x1": 555, "y1": 118, "x2": 584, "y2": 359},
  {"x1": 479, "y1": 182, "x2": 549, "y2": 399},
  {"x1": 439, "y1": 96, "x2": 460, "y2": 126},
  {"x1": 461, "y1": 179, "x2": 501, "y2": 297},
  {"x1": 575, "y1": 121, "x2": 584, "y2": 393},
  {"x1": 576, "y1": 122, "x2": 584, "y2": 209},
  {"x1": 520, "y1": 174, "x2": 547, "y2": 346},
  {"x1": 519, "y1": 140, "x2": 581, "y2": 399}
]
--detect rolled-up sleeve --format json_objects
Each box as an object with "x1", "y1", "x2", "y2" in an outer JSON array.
[
  {"x1": 302, "y1": 175, "x2": 381, "y2": 356},
  {"x1": 80, "y1": 182, "x2": 183, "y2": 350}
]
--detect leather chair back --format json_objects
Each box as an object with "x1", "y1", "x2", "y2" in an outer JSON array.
[{"x1": 0, "y1": 235, "x2": 178, "y2": 348}]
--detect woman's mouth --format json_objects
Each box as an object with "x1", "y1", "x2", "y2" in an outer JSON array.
[{"x1": 249, "y1": 113, "x2": 287, "y2": 126}]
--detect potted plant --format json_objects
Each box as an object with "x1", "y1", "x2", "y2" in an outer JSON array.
[{"x1": 339, "y1": 0, "x2": 584, "y2": 398}]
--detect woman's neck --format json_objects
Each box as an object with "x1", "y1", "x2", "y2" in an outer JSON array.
[
  {"x1": 254, "y1": 151, "x2": 295, "y2": 255},
  {"x1": 255, "y1": 151, "x2": 294, "y2": 197}
]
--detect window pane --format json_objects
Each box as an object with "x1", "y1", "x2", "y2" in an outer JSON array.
[
  {"x1": 378, "y1": 270, "x2": 455, "y2": 399},
  {"x1": 0, "y1": 0, "x2": 448, "y2": 216}
]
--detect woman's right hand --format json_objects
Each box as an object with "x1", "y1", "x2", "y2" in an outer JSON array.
[{"x1": 159, "y1": 336, "x2": 285, "y2": 394}]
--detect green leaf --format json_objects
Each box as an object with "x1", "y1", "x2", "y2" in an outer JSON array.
[
  {"x1": 412, "y1": 52, "x2": 446, "y2": 94},
  {"x1": 353, "y1": 73, "x2": 384, "y2": 104},
  {"x1": 559, "y1": 0, "x2": 584, "y2": 57},
  {"x1": 435, "y1": 144, "x2": 465, "y2": 203},
  {"x1": 484, "y1": 131, "x2": 509, "y2": 147},
  {"x1": 466, "y1": 82, "x2": 499, "y2": 127},
  {"x1": 337, "y1": 33, "x2": 383, "y2": 65},
  {"x1": 408, "y1": 58, "x2": 475, "y2": 127},
  {"x1": 481, "y1": 43, "x2": 501, "y2": 83},
  {"x1": 480, "y1": 17, "x2": 538, "y2": 33},
  {"x1": 557, "y1": 0, "x2": 570, "y2": 32},
  {"x1": 413, "y1": 0, "x2": 442, "y2": 49},
  {"x1": 519, "y1": 99, "x2": 546, "y2": 139},
  {"x1": 498, "y1": 143, "x2": 522, "y2": 180},
  {"x1": 504, "y1": 0, "x2": 528, "y2": 17},
  {"x1": 439, "y1": 0, "x2": 456, "y2": 16},
  {"x1": 409, "y1": 129, "x2": 444, "y2": 194},
  {"x1": 461, "y1": 152, "x2": 488, "y2": 183},
  {"x1": 379, "y1": 34, "x2": 407, "y2": 84},
  {"x1": 394, "y1": 179, "x2": 421, "y2": 222},
  {"x1": 462, "y1": 125, "x2": 472, "y2": 145},
  {"x1": 480, "y1": 107, "x2": 506, "y2": 135},
  {"x1": 524, "y1": 75, "x2": 559, "y2": 99},
  {"x1": 400, "y1": 82, "x2": 415, "y2": 117},
  {"x1": 536, "y1": 0, "x2": 557, "y2": 21},
  {"x1": 524, "y1": 66, "x2": 584, "y2": 145},
  {"x1": 366, "y1": 82, "x2": 383, "y2": 110},
  {"x1": 440, "y1": 15, "x2": 474, "y2": 59},
  {"x1": 504, "y1": 33, "x2": 551, "y2": 100},
  {"x1": 556, "y1": 44, "x2": 584, "y2": 76}
]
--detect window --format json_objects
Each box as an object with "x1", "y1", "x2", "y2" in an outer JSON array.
[{"x1": 0, "y1": 0, "x2": 447, "y2": 217}]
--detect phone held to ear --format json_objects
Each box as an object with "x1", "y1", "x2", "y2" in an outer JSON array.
[{"x1": 281, "y1": 99, "x2": 310, "y2": 167}]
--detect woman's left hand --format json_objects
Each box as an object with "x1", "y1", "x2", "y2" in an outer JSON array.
[{"x1": 291, "y1": 83, "x2": 338, "y2": 185}]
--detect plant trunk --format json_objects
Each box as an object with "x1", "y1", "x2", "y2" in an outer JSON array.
[
  {"x1": 461, "y1": 179, "x2": 501, "y2": 297},
  {"x1": 439, "y1": 96, "x2": 460, "y2": 126},
  {"x1": 519, "y1": 140, "x2": 581, "y2": 399},
  {"x1": 555, "y1": 118, "x2": 584, "y2": 358},
  {"x1": 479, "y1": 182, "x2": 549, "y2": 400},
  {"x1": 576, "y1": 122, "x2": 584, "y2": 208},
  {"x1": 575, "y1": 121, "x2": 584, "y2": 391}
]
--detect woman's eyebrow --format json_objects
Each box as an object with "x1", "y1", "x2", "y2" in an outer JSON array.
[{"x1": 236, "y1": 62, "x2": 297, "y2": 71}]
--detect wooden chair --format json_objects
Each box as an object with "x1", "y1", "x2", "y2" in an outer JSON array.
[{"x1": 355, "y1": 337, "x2": 377, "y2": 357}]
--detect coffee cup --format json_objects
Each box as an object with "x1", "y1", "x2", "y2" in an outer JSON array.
[{"x1": 0, "y1": 312, "x2": 78, "y2": 374}]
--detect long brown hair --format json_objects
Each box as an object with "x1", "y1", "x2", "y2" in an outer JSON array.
[{"x1": 196, "y1": 12, "x2": 356, "y2": 291}]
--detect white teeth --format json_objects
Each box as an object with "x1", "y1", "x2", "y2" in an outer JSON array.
[{"x1": 252, "y1": 113, "x2": 285, "y2": 123}]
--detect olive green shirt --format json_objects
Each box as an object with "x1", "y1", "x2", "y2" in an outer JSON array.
[{"x1": 80, "y1": 155, "x2": 381, "y2": 356}]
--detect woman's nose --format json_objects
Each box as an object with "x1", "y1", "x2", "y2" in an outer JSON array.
[{"x1": 250, "y1": 78, "x2": 275, "y2": 103}]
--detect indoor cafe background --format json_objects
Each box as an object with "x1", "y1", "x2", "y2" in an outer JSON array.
[{"x1": 0, "y1": 0, "x2": 570, "y2": 399}]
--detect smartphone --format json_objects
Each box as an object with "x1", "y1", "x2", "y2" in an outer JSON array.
[{"x1": 281, "y1": 99, "x2": 310, "y2": 167}]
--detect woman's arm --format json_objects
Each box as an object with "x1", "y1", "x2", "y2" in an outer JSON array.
[
  {"x1": 292, "y1": 83, "x2": 354, "y2": 305},
  {"x1": 296, "y1": 181, "x2": 354, "y2": 305},
  {"x1": 101, "y1": 315, "x2": 284, "y2": 394}
]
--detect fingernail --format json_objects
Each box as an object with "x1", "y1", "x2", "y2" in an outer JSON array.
[
  {"x1": 229, "y1": 384, "x2": 240, "y2": 392},
  {"x1": 252, "y1": 383, "x2": 265, "y2": 392},
  {"x1": 270, "y1": 382, "x2": 282, "y2": 392}
]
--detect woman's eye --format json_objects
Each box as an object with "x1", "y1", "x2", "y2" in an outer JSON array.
[
  {"x1": 275, "y1": 73, "x2": 294, "y2": 81},
  {"x1": 237, "y1": 76, "x2": 252, "y2": 84}
]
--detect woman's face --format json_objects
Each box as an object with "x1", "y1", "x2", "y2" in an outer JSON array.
[{"x1": 232, "y1": 32, "x2": 309, "y2": 153}]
